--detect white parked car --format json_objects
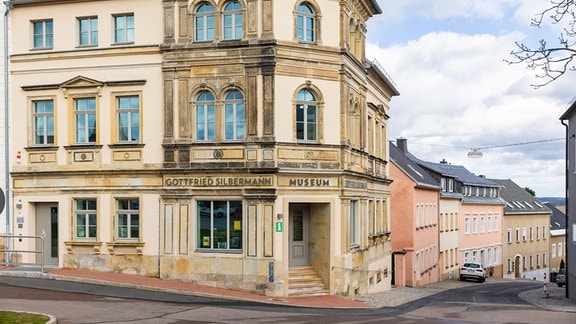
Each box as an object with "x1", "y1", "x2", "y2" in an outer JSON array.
[{"x1": 460, "y1": 262, "x2": 486, "y2": 283}]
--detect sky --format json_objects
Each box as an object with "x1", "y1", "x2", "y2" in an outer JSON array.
[{"x1": 365, "y1": 0, "x2": 574, "y2": 198}]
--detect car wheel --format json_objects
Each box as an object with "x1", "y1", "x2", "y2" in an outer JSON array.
[
  {"x1": 557, "y1": 283, "x2": 564, "y2": 287},
  {"x1": 460, "y1": 275, "x2": 464, "y2": 281}
]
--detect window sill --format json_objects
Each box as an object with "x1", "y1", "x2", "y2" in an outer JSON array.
[
  {"x1": 64, "y1": 144, "x2": 103, "y2": 150},
  {"x1": 107, "y1": 241, "x2": 145, "y2": 255},
  {"x1": 108, "y1": 143, "x2": 145, "y2": 149},
  {"x1": 65, "y1": 240, "x2": 102, "y2": 254},
  {"x1": 25, "y1": 146, "x2": 58, "y2": 152}
]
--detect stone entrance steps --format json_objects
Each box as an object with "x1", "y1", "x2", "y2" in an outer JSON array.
[{"x1": 288, "y1": 266, "x2": 329, "y2": 296}]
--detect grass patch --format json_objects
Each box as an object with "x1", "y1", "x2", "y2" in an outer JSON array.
[{"x1": 0, "y1": 310, "x2": 50, "y2": 324}]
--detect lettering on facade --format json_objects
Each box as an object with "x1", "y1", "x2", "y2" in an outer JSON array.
[
  {"x1": 344, "y1": 179, "x2": 367, "y2": 189},
  {"x1": 165, "y1": 176, "x2": 273, "y2": 187},
  {"x1": 288, "y1": 178, "x2": 330, "y2": 187}
]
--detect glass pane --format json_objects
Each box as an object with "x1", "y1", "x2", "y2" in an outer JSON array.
[
  {"x1": 198, "y1": 201, "x2": 212, "y2": 248},
  {"x1": 229, "y1": 201, "x2": 242, "y2": 249},
  {"x1": 293, "y1": 213, "x2": 303, "y2": 242},
  {"x1": 223, "y1": 15, "x2": 232, "y2": 39},
  {"x1": 213, "y1": 201, "x2": 227, "y2": 249},
  {"x1": 207, "y1": 17, "x2": 214, "y2": 40}
]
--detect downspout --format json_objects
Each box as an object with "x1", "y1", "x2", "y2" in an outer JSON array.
[
  {"x1": 561, "y1": 119, "x2": 570, "y2": 299},
  {"x1": 3, "y1": 1, "x2": 10, "y2": 266}
]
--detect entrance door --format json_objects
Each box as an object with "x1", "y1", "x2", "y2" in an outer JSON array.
[
  {"x1": 35, "y1": 203, "x2": 58, "y2": 266},
  {"x1": 289, "y1": 204, "x2": 309, "y2": 267},
  {"x1": 514, "y1": 256, "x2": 520, "y2": 279}
]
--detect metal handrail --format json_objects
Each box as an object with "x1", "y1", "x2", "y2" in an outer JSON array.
[{"x1": 1, "y1": 234, "x2": 45, "y2": 273}]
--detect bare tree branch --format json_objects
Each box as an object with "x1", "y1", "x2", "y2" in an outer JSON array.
[{"x1": 507, "y1": 0, "x2": 576, "y2": 88}]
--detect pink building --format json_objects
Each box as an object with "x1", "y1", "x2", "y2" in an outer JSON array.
[
  {"x1": 415, "y1": 160, "x2": 505, "y2": 278},
  {"x1": 390, "y1": 142, "x2": 440, "y2": 287}
]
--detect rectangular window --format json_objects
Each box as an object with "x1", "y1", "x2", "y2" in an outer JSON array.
[
  {"x1": 78, "y1": 17, "x2": 98, "y2": 46},
  {"x1": 507, "y1": 258, "x2": 512, "y2": 272},
  {"x1": 197, "y1": 200, "x2": 242, "y2": 251},
  {"x1": 75, "y1": 199, "x2": 97, "y2": 238},
  {"x1": 480, "y1": 217, "x2": 485, "y2": 233},
  {"x1": 529, "y1": 226, "x2": 533, "y2": 241},
  {"x1": 33, "y1": 19, "x2": 53, "y2": 48},
  {"x1": 33, "y1": 100, "x2": 54, "y2": 145},
  {"x1": 472, "y1": 217, "x2": 478, "y2": 233},
  {"x1": 464, "y1": 217, "x2": 470, "y2": 234},
  {"x1": 464, "y1": 252, "x2": 469, "y2": 263},
  {"x1": 558, "y1": 243, "x2": 563, "y2": 257},
  {"x1": 552, "y1": 243, "x2": 557, "y2": 257},
  {"x1": 494, "y1": 216, "x2": 499, "y2": 231},
  {"x1": 507, "y1": 228, "x2": 512, "y2": 243},
  {"x1": 117, "y1": 198, "x2": 139, "y2": 239},
  {"x1": 74, "y1": 98, "x2": 97, "y2": 143},
  {"x1": 487, "y1": 216, "x2": 492, "y2": 232},
  {"x1": 543, "y1": 226, "x2": 547, "y2": 239},
  {"x1": 114, "y1": 14, "x2": 134, "y2": 43},
  {"x1": 516, "y1": 228, "x2": 520, "y2": 242},
  {"x1": 493, "y1": 247, "x2": 498, "y2": 264},
  {"x1": 536, "y1": 226, "x2": 540, "y2": 240},
  {"x1": 350, "y1": 200, "x2": 359, "y2": 246},
  {"x1": 523, "y1": 227, "x2": 527, "y2": 241},
  {"x1": 117, "y1": 96, "x2": 140, "y2": 142},
  {"x1": 543, "y1": 253, "x2": 546, "y2": 266}
]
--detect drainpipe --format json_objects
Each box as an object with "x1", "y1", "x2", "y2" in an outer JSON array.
[
  {"x1": 561, "y1": 119, "x2": 570, "y2": 299},
  {"x1": 3, "y1": 1, "x2": 10, "y2": 266}
]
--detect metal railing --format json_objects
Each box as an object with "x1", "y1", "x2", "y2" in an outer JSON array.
[{"x1": 1, "y1": 234, "x2": 45, "y2": 273}]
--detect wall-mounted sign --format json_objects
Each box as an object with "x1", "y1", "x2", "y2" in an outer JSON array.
[
  {"x1": 275, "y1": 222, "x2": 283, "y2": 232},
  {"x1": 165, "y1": 176, "x2": 273, "y2": 187}
]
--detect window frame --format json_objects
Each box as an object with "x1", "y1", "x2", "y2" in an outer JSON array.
[
  {"x1": 74, "y1": 198, "x2": 97, "y2": 239},
  {"x1": 223, "y1": 90, "x2": 245, "y2": 141},
  {"x1": 78, "y1": 16, "x2": 98, "y2": 47},
  {"x1": 115, "y1": 94, "x2": 141, "y2": 143},
  {"x1": 295, "y1": 88, "x2": 318, "y2": 142},
  {"x1": 296, "y1": 2, "x2": 315, "y2": 43},
  {"x1": 195, "y1": 90, "x2": 216, "y2": 141},
  {"x1": 196, "y1": 199, "x2": 243, "y2": 252},
  {"x1": 350, "y1": 200, "x2": 359, "y2": 247},
  {"x1": 222, "y1": 1, "x2": 243, "y2": 40},
  {"x1": 32, "y1": 19, "x2": 53, "y2": 49},
  {"x1": 32, "y1": 98, "x2": 55, "y2": 146},
  {"x1": 113, "y1": 13, "x2": 134, "y2": 44},
  {"x1": 194, "y1": 2, "x2": 215, "y2": 42},
  {"x1": 116, "y1": 198, "x2": 140, "y2": 240},
  {"x1": 74, "y1": 97, "x2": 97, "y2": 144}
]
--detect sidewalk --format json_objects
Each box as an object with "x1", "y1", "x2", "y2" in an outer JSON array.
[{"x1": 1, "y1": 266, "x2": 576, "y2": 312}]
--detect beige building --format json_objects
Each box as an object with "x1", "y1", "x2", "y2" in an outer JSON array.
[
  {"x1": 491, "y1": 179, "x2": 551, "y2": 281},
  {"x1": 7, "y1": 0, "x2": 398, "y2": 298},
  {"x1": 546, "y1": 203, "x2": 566, "y2": 274}
]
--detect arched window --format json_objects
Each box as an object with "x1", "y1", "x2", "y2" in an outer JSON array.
[
  {"x1": 296, "y1": 3, "x2": 315, "y2": 42},
  {"x1": 224, "y1": 90, "x2": 244, "y2": 140},
  {"x1": 296, "y1": 89, "x2": 317, "y2": 141},
  {"x1": 223, "y1": 1, "x2": 243, "y2": 40},
  {"x1": 196, "y1": 91, "x2": 215, "y2": 141},
  {"x1": 195, "y1": 3, "x2": 215, "y2": 41}
]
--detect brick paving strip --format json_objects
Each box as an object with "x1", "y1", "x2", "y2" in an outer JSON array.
[{"x1": 45, "y1": 268, "x2": 370, "y2": 309}]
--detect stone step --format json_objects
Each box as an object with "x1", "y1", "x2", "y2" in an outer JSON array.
[{"x1": 288, "y1": 266, "x2": 328, "y2": 297}]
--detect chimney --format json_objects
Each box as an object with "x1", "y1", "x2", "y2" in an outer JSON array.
[
  {"x1": 440, "y1": 158, "x2": 448, "y2": 164},
  {"x1": 396, "y1": 138, "x2": 408, "y2": 154}
]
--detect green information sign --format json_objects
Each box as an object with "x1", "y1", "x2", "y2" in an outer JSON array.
[{"x1": 275, "y1": 222, "x2": 283, "y2": 232}]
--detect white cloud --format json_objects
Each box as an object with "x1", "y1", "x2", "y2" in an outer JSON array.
[{"x1": 366, "y1": 12, "x2": 572, "y2": 196}]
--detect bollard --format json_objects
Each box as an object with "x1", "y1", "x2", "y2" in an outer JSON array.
[{"x1": 543, "y1": 272, "x2": 549, "y2": 298}]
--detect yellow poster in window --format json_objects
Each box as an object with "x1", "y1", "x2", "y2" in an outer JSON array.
[{"x1": 234, "y1": 220, "x2": 241, "y2": 230}]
